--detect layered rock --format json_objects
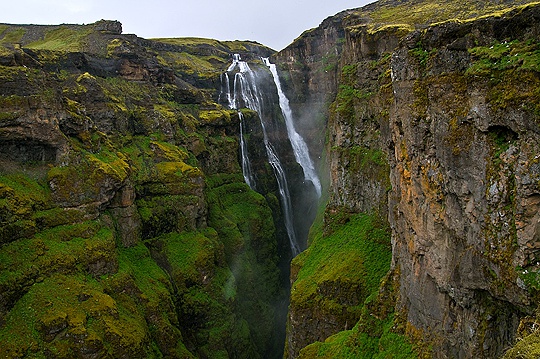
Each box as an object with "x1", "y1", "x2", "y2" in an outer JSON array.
[
  {"x1": 388, "y1": 6, "x2": 540, "y2": 357},
  {"x1": 278, "y1": 1, "x2": 540, "y2": 358}
]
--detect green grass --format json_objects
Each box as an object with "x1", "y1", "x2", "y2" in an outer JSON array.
[
  {"x1": 465, "y1": 39, "x2": 540, "y2": 114},
  {"x1": 467, "y1": 39, "x2": 540, "y2": 75},
  {"x1": 152, "y1": 37, "x2": 268, "y2": 53},
  {"x1": 0, "y1": 173, "x2": 52, "y2": 243},
  {"x1": 26, "y1": 26, "x2": 92, "y2": 52},
  {"x1": 292, "y1": 211, "x2": 418, "y2": 358},
  {"x1": 156, "y1": 229, "x2": 222, "y2": 285},
  {"x1": 299, "y1": 313, "x2": 416, "y2": 359},
  {"x1": 336, "y1": 85, "x2": 373, "y2": 119},
  {"x1": 349, "y1": 0, "x2": 537, "y2": 34},
  {"x1": 205, "y1": 176, "x2": 285, "y2": 357},
  {"x1": 291, "y1": 212, "x2": 392, "y2": 315},
  {"x1": 503, "y1": 329, "x2": 540, "y2": 358},
  {"x1": 0, "y1": 28, "x2": 26, "y2": 44}
]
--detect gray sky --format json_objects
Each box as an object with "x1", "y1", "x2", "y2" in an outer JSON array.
[{"x1": 4, "y1": 0, "x2": 372, "y2": 51}]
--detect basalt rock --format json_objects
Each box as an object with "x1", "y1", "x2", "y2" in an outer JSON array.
[{"x1": 278, "y1": 1, "x2": 540, "y2": 358}]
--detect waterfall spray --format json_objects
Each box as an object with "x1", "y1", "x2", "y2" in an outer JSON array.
[{"x1": 238, "y1": 111, "x2": 255, "y2": 188}]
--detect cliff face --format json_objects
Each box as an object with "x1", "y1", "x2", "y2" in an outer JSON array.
[
  {"x1": 389, "y1": 8, "x2": 540, "y2": 357},
  {"x1": 0, "y1": 21, "x2": 286, "y2": 358},
  {"x1": 278, "y1": 1, "x2": 540, "y2": 358}
]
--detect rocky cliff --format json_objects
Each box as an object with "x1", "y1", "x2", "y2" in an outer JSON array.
[
  {"x1": 276, "y1": 0, "x2": 540, "y2": 358},
  {"x1": 0, "y1": 21, "x2": 289, "y2": 358}
]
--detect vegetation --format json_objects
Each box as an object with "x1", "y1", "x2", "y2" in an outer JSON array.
[
  {"x1": 26, "y1": 26, "x2": 93, "y2": 52},
  {"x1": 348, "y1": 0, "x2": 537, "y2": 35},
  {"x1": 288, "y1": 209, "x2": 418, "y2": 358},
  {"x1": 292, "y1": 212, "x2": 392, "y2": 309},
  {"x1": 298, "y1": 312, "x2": 416, "y2": 359},
  {"x1": 466, "y1": 39, "x2": 540, "y2": 115}
]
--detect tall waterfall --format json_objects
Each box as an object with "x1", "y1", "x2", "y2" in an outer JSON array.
[
  {"x1": 263, "y1": 58, "x2": 322, "y2": 198},
  {"x1": 221, "y1": 55, "x2": 301, "y2": 256},
  {"x1": 238, "y1": 111, "x2": 255, "y2": 188}
]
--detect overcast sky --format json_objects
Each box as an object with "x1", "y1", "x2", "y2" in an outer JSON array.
[{"x1": 4, "y1": 0, "x2": 372, "y2": 51}]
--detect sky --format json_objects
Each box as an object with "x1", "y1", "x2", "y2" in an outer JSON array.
[{"x1": 4, "y1": 0, "x2": 372, "y2": 51}]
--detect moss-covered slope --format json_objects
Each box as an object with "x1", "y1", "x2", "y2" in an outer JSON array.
[{"x1": 0, "y1": 20, "x2": 284, "y2": 358}]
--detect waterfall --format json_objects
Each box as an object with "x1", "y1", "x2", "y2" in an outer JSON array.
[
  {"x1": 222, "y1": 54, "x2": 301, "y2": 256},
  {"x1": 238, "y1": 111, "x2": 255, "y2": 188},
  {"x1": 219, "y1": 73, "x2": 234, "y2": 109},
  {"x1": 263, "y1": 58, "x2": 322, "y2": 198}
]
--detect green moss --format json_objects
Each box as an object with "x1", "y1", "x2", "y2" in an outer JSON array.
[
  {"x1": 157, "y1": 51, "x2": 223, "y2": 79},
  {"x1": 222, "y1": 40, "x2": 251, "y2": 52},
  {"x1": 0, "y1": 230, "x2": 193, "y2": 358},
  {"x1": 26, "y1": 26, "x2": 92, "y2": 52},
  {"x1": 153, "y1": 103, "x2": 177, "y2": 122},
  {"x1": 106, "y1": 38, "x2": 124, "y2": 57},
  {"x1": 136, "y1": 194, "x2": 201, "y2": 238},
  {"x1": 150, "y1": 227, "x2": 265, "y2": 358},
  {"x1": 465, "y1": 39, "x2": 540, "y2": 114},
  {"x1": 366, "y1": 23, "x2": 415, "y2": 37},
  {"x1": 199, "y1": 109, "x2": 232, "y2": 123},
  {"x1": 155, "y1": 160, "x2": 201, "y2": 180},
  {"x1": 156, "y1": 229, "x2": 223, "y2": 287},
  {"x1": 104, "y1": 244, "x2": 195, "y2": 358},
  {"x1": 467, "y1": 40, "x2": 540, "y2": 75},
  {"x1": 503, "y1": 330, "x2": 540, "y2": 359},
  {"x1": 0, "y1": 221, "x2": 116, "y2": 294},
  {"x1": 351, "y1": 0, "x2": 534, "y2": 30},
  {"x1": 299, "y1": 313, "x2": 416, "y2": 359},
  {"x1": 120, "y1": 135, "x2": 202, "y2": 189},
  {"x1": 150, "y1": 140, "x2": 189, "y2": 161},
  {"x1": 0, "y1": 28, "x2": 26, "y2": 44},
  {"x1": 329, "y1": 145, "x2": 390, "y2": 195},
  {"x1": 64, "y1": 97, "x2": 89, "y2": 121},
  {"x1": 47, "y1": 149, "x2": 129, "y2": 205},
  {"x1": 291, "y1": 213, "x2": 392, "y2": 319},
  {"x1": 205, "y1": 177, "x2": 285, "y2": 357},
  {"x1": 0, "y1": 272, "x2": 152, "y2": 358},
  {"x1": 0, "y1": 173, "x2": 51, "y2": 243},
  {"x1": 336, "y1": 85, "x2": 373, "y2": 119},
  {"x1": 446, "y1": 117, "x2": 474, "y2": 156}
]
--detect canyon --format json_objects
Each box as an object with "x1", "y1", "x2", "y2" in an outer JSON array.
[{"x1": 1, "y1": 0, "x2": 540, "y2": 358}]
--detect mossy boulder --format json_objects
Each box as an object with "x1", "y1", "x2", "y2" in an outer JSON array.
[{"x1": 47, "y1": 150, "x2": 129, "y2": 210}]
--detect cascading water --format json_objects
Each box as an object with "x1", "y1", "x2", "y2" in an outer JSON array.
[
  {"x1": 262, "y1": 58, "x2": 322, "y2": 198},
  {"x1": 238, "y1": 111, "x2": 255, "y2": 188},
  {"x1": 222, "y1": 54, "x2": 302, "y2": 256}
]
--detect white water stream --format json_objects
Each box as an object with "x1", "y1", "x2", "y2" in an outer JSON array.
[
  {"x1": 262, "y1": 58, "x2": 322, "y2": 198},
  {"x1": 223, "y1": 55, "x2": 301, "y2": 256}
]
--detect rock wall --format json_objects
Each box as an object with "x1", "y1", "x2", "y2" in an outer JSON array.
[
  {"x1": 389, "y1": 6, "x2": 540, "y2": 357},
  {"x1": 278, "y1": 2, "x2": 540, "y2": 358}
]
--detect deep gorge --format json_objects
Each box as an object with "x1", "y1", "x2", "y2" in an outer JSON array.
[{"x1": 2, "y1": 0, "x2": 540, "y2": 358}]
